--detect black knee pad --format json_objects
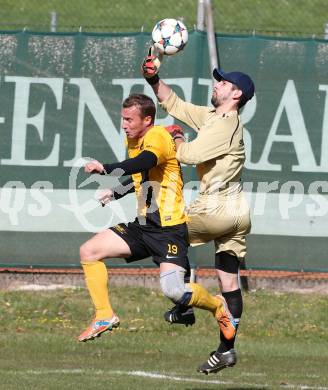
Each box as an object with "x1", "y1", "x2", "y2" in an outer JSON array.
[{"x1": 215, "y1": 251, "x2": 240, "y2": 274}]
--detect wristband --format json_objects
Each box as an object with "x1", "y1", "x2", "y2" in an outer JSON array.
[
  {"x1": 173, "y1": 134, "x2": 185, "y2": 141},
  {"x1": 145, "y1": 74, "x2": 160, "y2": 86}
]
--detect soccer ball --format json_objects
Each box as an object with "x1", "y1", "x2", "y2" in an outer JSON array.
[{"x1": 151, "y1": 18, "x2": 188, "y2": 55}]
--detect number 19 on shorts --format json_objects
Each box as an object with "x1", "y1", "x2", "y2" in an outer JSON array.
[{"x1": 167, "y1": 244, "x2": 178, "y2": 255}]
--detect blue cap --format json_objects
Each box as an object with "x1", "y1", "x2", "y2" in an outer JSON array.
[{"x1": 213, "y1": 69, "x2": 255, "y2": 102}]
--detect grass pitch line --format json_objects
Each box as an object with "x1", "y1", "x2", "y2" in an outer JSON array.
[
  {"x1": 26, "y1": 368, "x2": 264, "y2": 387},
  {"x1": 112, "y1": 371, "x2": 328, "y2": 389},
  {"x1": 23, "y1": 369, "x2": 328, "y2": 389},
  {"x1": 112, "y1": 370, "x2": 239, "y2": 386},
  {"x1": 283, "y1": 386, "x2": 328, "y2": 390}
]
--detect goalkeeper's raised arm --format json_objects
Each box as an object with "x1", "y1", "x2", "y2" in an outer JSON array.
[{"x1": 141, "y1": 48, "x2": 171, "y2": 102}]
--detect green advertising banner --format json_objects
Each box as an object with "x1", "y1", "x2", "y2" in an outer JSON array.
[{"x1": 0, "y1": 31, "x2": 327, "y2": 271}]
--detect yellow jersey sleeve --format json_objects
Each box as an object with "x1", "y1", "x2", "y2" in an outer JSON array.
[{"x1": 142, "y1": 126, "x2": 172, "y2": 165}]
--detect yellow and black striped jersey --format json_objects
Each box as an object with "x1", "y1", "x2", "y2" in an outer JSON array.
[{"x1": 127, "y1": 125, "x2": 187, "y2": 227}]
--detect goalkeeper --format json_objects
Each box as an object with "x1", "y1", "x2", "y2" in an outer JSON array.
[
  {"x1": 78, "y1": 93, "x2": 236, "y2": 352},
  {"x1": 142, "y1": 52, "x2": 255, "y2": 374}
]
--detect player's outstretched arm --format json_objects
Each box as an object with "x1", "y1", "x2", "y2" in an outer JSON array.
[
  {"x1": 85, "y1": 159, "x2": 105, "y2": 174},
  {"x1": 97, "y1": 188, "x2": 114, "y2": 206},
  {"x1": 103, "y1": 150, "x2": 158, "y2": 176},
  {"x1": 85, "y1": 152, "x2": 157, "y2": 178},
  {"x1": 97, "y1": 177, "x2": 135, "y2": 207},
  {"x1": 141, "y1": 47, "x2": 171, "y2": 102},
  {"x1": 153, "y1": 79, "x2": 172, "y2": 103}
]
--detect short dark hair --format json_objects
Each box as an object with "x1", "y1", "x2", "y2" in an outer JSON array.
[{"x1": 123, "y1": 94, "x2": 156, "y2": 123}]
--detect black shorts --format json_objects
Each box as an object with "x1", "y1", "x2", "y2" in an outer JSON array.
[{"x1": 110, "y1": 219, "x2": 190, "y2": 272}]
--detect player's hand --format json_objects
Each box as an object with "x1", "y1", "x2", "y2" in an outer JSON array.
[
  {"x1": 141, "y1": 47, "x2": 163, "y2": 79},
  {"x1": 165, "y1": 124, "x2": 185, "y2": 139},
  {"x1": 97, "y1": 189, "x2": 114, "y2": 207},
  {"x1": 85, "y1": 160, "x2": 105, "y2": 174}
]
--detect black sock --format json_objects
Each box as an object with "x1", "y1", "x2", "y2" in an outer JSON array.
[{"x1": 217, "y1": 289, "x2": 243, "y2": 353}]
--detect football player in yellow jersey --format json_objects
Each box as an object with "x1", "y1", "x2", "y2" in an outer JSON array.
[{"x1": 77, "y1": 94, "x2": 236, "y2": 353}]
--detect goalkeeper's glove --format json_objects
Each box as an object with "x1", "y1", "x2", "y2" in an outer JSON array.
[
  {"x1": 165, "y1": 124, "x2": 185, "y2": 141},
  {"x1": 141, "y1": 47, "x2": 163, "y2": 85}
]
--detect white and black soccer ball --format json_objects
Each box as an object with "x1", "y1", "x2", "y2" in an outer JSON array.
[{"x1": 151, "y1": 18, "x2": 188, "y2": 55}]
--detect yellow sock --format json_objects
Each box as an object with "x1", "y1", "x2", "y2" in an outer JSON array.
[
  {"x1": 81, "y1": 260, "x2": 114, "y2": 320},
  {"x1": 187, "y1": 282, "x2": 223, "y2": 318}
]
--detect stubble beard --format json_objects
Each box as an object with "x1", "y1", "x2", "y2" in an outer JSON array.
[{"x1": 211, "y1": 93, "x2": 220, "y2": 108}]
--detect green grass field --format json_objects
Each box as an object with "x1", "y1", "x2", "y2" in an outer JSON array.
[{"x1": 0, "y1": 286, "x2": 327, "y2": 389}]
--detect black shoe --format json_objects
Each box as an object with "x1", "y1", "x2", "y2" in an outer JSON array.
[
  {"x1": 164, "y1": 305, "x2": 196, "y2": 327},
  {"x1": 198, "y1": 349, "x2": 237, "y2": 375}
]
